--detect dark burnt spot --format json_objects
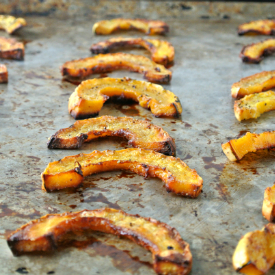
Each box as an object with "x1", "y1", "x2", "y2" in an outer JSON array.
[
  {"x1": 180, "y1": 4, "x2": 192, "y2": 10},
  {"x1": 69, "y1": 205, "x2": 77, "y2": 209},
  {"x1": 16, "y1": 267, "x2": 29, "y2": 274},
  {"x1": 155, "y1": 67, "x2": 161, "y2": 72},
  {"x1": 200, "y1": 15, "x2": 210, "y2": 19},
  {"x1": 223, "y1": 15, "x2": 230, "y2": 19},
  {"x1": 167, "y1": 246, "x2": 174, "y2": 250},
  {"x1": 62, "y1": 78, "x2": 82, "y2": 86},
  {"x1": 117, "y1": 171, "x2": 136, "y2": 179},
  {"x1": 238, "y1": 130, "x2": 249, "y2": 137}
]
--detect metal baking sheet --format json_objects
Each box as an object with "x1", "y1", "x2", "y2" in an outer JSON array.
[{"x1": 1, "y1": 8, "x2": 275, "y2": 275}]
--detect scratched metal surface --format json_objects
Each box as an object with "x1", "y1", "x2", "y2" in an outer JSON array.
[{"x1": 1, "y1": 13, "x2": 275, "y2": 275}]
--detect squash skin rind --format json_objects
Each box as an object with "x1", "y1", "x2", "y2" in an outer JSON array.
[
  {"x1": 262, "y1": 185, "x2": 275, "y2": 222},
  {"x1": 238, "y1": 20, "x2": 275, "y2": 36}
]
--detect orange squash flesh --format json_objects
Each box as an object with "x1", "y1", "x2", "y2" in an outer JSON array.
[
  {"x1": 47, "y1": 116, "x2": 176, "y2": 156},
  {"x1": 68, "y1": 77, "x2": 182, "y2": 119},
  {"x1": 221, "y1": 131, "x2": 275, "y2": 161},
  {"x1": 92, "y1": 18, "x2": 169, "y2": 35},
  {"x1": 238, "y1": 20, "x2": 275, "y2": 36},
  {"x1": 0, "y1": 15, "x2": 26, "y2": 34},
  {"x1": 262, "y1": 184, "x2": 275, "y2": 222},
  {"x1": 41, "y1": 148, "x2": 203, "y2": 197},
  {"x1": 0, "y1": 64, "x2": 8, "y2": 83},
  {"x1": 240, "y1": 39, "x2": 275, "y2": 63},
  {"x1": 0, "y1": 37, "x2": 24, "y2": 60},
  {"x1": 90, "y1": 37, "x2": 174, "y2": 66},
  {"x1": 231, "y1": 71, "x2": 275, "y2": 99},
  {"x1": 7, "y1": 208, "x2": 192, "y2": 275},
  {"x1": 61, "y1": 53, "x2": 172, "y2": 83}
]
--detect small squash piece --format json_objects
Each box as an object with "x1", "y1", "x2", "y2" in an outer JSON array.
[
  {"x1": 238, "y1": 20, "x2": 275, "y2": 36},
  {"x1": 233, "y1": 223, "x2": 275, "y2": 275},
  {"x1": 0, "y1": 15, "x2": 26, "y2": 34},
  {"x1": 222, "y1": 131, "x2": 275, "y2": 161},
  {"x1": 68, "y1": 77, "x2": 182, "y2": 119},
  {"x1": 61, "y1": 53, "x2": 172, "y2": 83},
  {"x1": 234, "y1": 91, "x2": 275, "y2": 121},
  {"x1": 262, "y1": 184, "x2": 275, "y2": 222},
  {"x1": 231, "y1": 71, "x2": 275, "y2": 99},
  {"x1": 92, "y1": 18, "x2": 169, "y2": 35},
  {"x1": 0, "y1": 64, "x2": 8, "y2": 83},
  {"x1": 0, "y1": 37, "x2": 24, "y2": 60},
  {"x1": 41, "y1": 148, "x2": 203, "y2": 197}
]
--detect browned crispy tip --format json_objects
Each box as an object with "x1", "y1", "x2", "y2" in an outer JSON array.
[
  {"x1": 68, "y1": 78, "x2": 182, "y2": 119},
  {"x1": 238, "y1": 19, "x2": 275, "y2": 36},
  {"x1": 41, "y1": 148, "x2": 203, "y2": 197},
  {"x1": 90, "y1": 37, "x2": 174, "y2": 66},
  {"x1": 92, "y1": 18, "x2": 169, "y2": 35},
  {"x1": 240, "y1": 38, "x2": 275, "y2": 64},
  {"x1": 7, "y1": 208, "x2": 192, "y2": 275},
  {"x1": 0, "y1": 64, "x2": 8, "y2": 83},
  {"x1": 47, "y1": 116, "x2": 176, "y2": 156},
  {"x1": 0, "y1": 37, "x2": 24, "y2": 60},
  {"x1": 0, "y1": 15, "x2": 26, "y2": 34},
  {"x1": 61, "y1": 53, "x2": 172, "y2": 83}
]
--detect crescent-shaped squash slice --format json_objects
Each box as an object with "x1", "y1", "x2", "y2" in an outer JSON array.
[
  {"x1": 7, "y1": 208, "x2": 192, "y2": 275},
  {"x1": 61, "y1": 53, "x2": 172, "y2": 83},
  {"x1": 68, "y1": 78, "x2": 182, "y2": 119},
  {"x1": 233, "y1": 223, "x2": 275, "y2": 275},
  {"x1": 0, "y1": 15, "x2": 26, "y2": 34},
  {"x1": 262, "y1": 184, "x2": 275, "y2": 222},
  {"x1": 240, "y1": 39, "x2": 275, "y2": 63},
  {"x1": 222, "y1": 131, "x2": 275, "y2": 161},
  {"x1": 234, "y1": 91, "x2": 275, "y2": 121},
  {"x1": 47, "y1": 116, "x2": 176, "y2": 156},
  {"x1": 238, "y1": 20, "x2": 275, "y2": 36},
  {"x1": 92, "y1": 18, "x2": 169, "y2": 35},
  {"x1": 231, "y1": 71, "x2": 275, "y2": 99},
  {"x1": 41, "y1": 148, "x2": 203, "y2": 197},
  {"x1": 0, "y1": 64, "x2": 8, "y2": 83},
  {"x1": 0, "y1": 37, "x2": 24, "y2": 60},
  {"x1": 90, "y1": 37, "x2": 174, "y2": 66}
]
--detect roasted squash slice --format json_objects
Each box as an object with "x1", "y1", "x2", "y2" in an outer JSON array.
[
  {"x1": 41, "y1": 148, "x2": 203, "y2": 197},
  {"x1": 231, "y1": 71, "x2": 275, "y2": 99},
  {"x1": 48, "y1": 115, "x2": 176, "y2": 155},
  {"x1": 222, "y1": 131, "x2": 275, "y2": 161},
  {"x1": 7, "y1": 208, "x2": 192, "y2": 275},
  {"x1": 262, "y1": 184, "x2": 275, "y2": 222},
  {"x1": 0, "y1": 37, "x2": 24, "y2": 60},
  {"x1": 234, "y1": 91, "x2": 275, "y2": 121},
  {"x1": 0, "y1": 64, "x2": 8, "y2": 83},
  {"x1": 233, "y1": 223, "x2": 275, "y2": 275},
  {"x1": 92, "y1": 18, "x2": 169, "y2": 35},
  {"x1": 90, "y1": 37, "x2": 174, "y2": 66},
  {"x1": 238, "y1": 20, "x2": 275, "y2": 36},
  {"x1": 61, "y1": 53, "x2": 171, "y2": 83},
  {"x1": 0, "y1": 15, "x2": 26, "y2": 34},
  {"x1": 68, "y1": 78, "x2": 182, "y2": 119},
  {"x1": 240, "y1": 39, "x2": 275, "y2": 63}
]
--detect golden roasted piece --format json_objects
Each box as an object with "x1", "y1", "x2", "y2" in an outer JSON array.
[
  {"x1": 231, "y1": 71, "x2": 275, "y2": 99},
  {"x1": 41, "y1": 148, "x2": 203, "y2": 197},
  {"x1": 0, "y1": 15, "x2": 26, "y2": 34},
  {"x1": 234, "y1": 91, "x2": 275, "y2": 121},
  {"x1": 93, "y1": 18, "x2": 169, "y2": 35},
  {"x1": 61, "y1": 53, "x2": 172, "y2": 83},
  {"x1": 48, "y1": 116, "x2": 176, "y2": 156},
  {"x1": 7, "y1": 208, "x2": 192, "y2": 275},
  {"x1": 262, "y1": 184, "x2": 275, "y2": 222},
  {"x1": 0, "y1": 37, "x2": 24, "y2": 60},
  {"x1": 90, "y1": 37, "x2": 174, "y2": 66},
  {"x1": 0, "y1": 64, "x2": 8, "y2": 83},
  {"x1": 232, "y1": 223, "x2": 275, "y2": 275},
  {"x1": 68, "y1": 78, "x2": 182, "y2": 119},
  {"x1": 222, "y1": 131, "x2": 275, "y2": 161},
  {"x1": 240, "y1": 39, "x2": 275, "y2": 63},
  {"x1": 238, "y1": 20, "x2": 275, "y2": 36}
]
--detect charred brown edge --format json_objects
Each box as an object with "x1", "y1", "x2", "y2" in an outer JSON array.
[
  {"x1": 0, "y1": 49, "x2": 24, "y2": 60},
  {"x1": 228, "y1": 140, "x2": 240, "y2": 161},
  {"x1": 158, "y1": 140, "x2": 176, "y2": 156},
  {"x1": 47, "y1": 133, "x2": 89, "y2": 149}
]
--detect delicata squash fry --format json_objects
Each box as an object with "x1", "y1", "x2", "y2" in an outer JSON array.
[
  {"x1": 48, "y1": 116, "x2": 176, "y2": 156},
  {"x1": 240, "y1": 38, "x2": 275, "y2": 63},
  {"x1": 222, "y1": 131, "x2": 275, "y2": 161},
  {"x1": 232, "y1": 223, "x2": 275, "y2": 275},
  {"x1": 68, "y1": 77, "x2": 182, "y2": 119},
  {"x1": 7, "y1": 208, "x2": 192, "y2": 275},
  {"x1": 234, "y1": 91, "x2": 275, "y2": 121},
  {"x1": 41, "y1": 148, "x2": 203, "y2": 197},
  {"x1": 238, "y1": 19, "x2": 275, "y2": 36},
  {"x1": 90, "y1": 37, "x2": 174, "y2": 66},
  {"x1": 92, "y1": 18, "x2": 169, "y2": 35},
  {"x1": 0, "y1": 37, "x2": 24, "y2": 60},
  {"x1": 61, "y1": 53, "x2": 172, "y2": 83},
  {"x1": 262, "y1": 184, "x2": 275, "y2": 222},
  {"x1": 0, "y1": 15, "x2": 26, "y2": 34},
  {"x1": 0, "y1": 64, "x2": 8, "y2": 83},
  {"x1": 231, "y1": 71, "x2": 275, "y2": 99}
]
